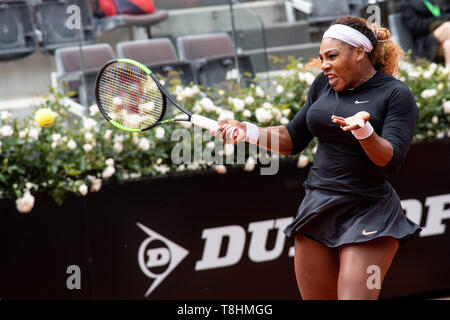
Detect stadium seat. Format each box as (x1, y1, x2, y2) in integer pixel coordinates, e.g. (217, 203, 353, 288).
(0, 1, 38, 61)
(116, 38, 196, 86)
(54, 43, 115, 107)
(33, 0, 96, 54)
(97, 10, 169, 39)
(388, 13, 414, 54)
(308, 0, 350, 23)
(176, 32, 254, 87)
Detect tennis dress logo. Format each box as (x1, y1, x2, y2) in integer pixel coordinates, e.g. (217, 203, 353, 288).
(137, 222, 189, 297)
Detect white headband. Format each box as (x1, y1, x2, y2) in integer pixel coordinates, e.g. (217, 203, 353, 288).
(323, 24, 374, 52)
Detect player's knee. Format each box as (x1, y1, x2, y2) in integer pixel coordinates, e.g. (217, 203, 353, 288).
(443, 39, 450, 51)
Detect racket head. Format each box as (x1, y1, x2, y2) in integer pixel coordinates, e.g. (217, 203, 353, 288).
(95, 59, 167, 132)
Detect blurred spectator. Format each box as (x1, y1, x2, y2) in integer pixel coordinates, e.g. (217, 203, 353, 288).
(401, 0, 450, 66)
(92, 0, 156, 17)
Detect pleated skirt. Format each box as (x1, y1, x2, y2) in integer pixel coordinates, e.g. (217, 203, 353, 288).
(283, 186, 421, 248)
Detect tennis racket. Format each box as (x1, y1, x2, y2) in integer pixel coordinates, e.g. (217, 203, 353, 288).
(94, 58, 238, 139)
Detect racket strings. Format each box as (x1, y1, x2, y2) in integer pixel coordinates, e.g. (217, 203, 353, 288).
(98, 62, 164, 129)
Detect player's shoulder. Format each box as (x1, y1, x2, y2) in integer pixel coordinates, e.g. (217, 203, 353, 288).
(377, 71, 415, 100)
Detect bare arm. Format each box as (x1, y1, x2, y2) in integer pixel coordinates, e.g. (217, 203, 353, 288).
(216, 120, 294, 155)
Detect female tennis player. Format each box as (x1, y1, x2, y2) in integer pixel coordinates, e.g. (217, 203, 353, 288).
(216, 16, 421, 300)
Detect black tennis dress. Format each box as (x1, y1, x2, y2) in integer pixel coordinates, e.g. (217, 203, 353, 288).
(283, 70, 421, 247)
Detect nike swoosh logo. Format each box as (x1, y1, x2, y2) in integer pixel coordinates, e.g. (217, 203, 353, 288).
(362, 230, 378, 236)
(355, 100, 370, 104)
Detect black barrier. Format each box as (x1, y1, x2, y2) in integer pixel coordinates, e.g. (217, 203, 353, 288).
(0, 139, 449, 300)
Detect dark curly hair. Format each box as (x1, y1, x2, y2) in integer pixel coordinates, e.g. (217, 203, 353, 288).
(306, 16, 404, 76)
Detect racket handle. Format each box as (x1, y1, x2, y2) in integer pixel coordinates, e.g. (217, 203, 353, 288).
(191, 114, 238, 140)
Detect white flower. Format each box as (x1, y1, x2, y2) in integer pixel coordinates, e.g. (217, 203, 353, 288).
(262, 102, 272, 109)
(409, 71, 420, 78)
(78, 184, 88, 196)
(25, 182, 38, 191)
(89, 104, 99, 116)
(28, 128, 39, 140)
(155, 127, 165, 139)
(282, 109, 291, 116)
(214, 164, 227, 174)
(444, 101, 450, 114)
(255, 86, 265, 97)
(244, 96, 255, 105)
(15, 191, 35, 214)
(113, 142, 123, 153)
(102, 165, 115, 179)
(154, 164, 170, 174)
(1, 111, 11, 120)
(114, 135, 124, 143)
(218, 110, 234, 122)
(431, 115, 439, 125)
(132, 134, 139, 145)
(138, 137, 151, 151)
(276, 85, 285, 94)
(187, 163, 200, 171)
(51, 133, 61, 142)
(421, 89, 437, 99)
(255, 108, 272, 123)
(83, 118, 97, 131)
(244, 157, 256, 172)
(104, 129, 112, 140)
(242, 109, 252, 118)
(84, 132, 94, 142)
(67, 140, 77, 149)
(83, 144, 93, 152)
(423, 70, 432, 79)
(183, 86, 199, 97)
(297, 155, 309, 168)
(272, 108, 282, 121)
(90, 178, 102, 192)
(280, 117, 289, 125)
(19, 129, 28, 138)
(1, 125, 13, 136)
(177, 164, 186, 172)
(199, 97, 216, 112)
(105, 158, 114, 167)
(231, 98, 245, 112)
(429, 63, 438, 72)
(156, 158, 163, 165)
(287, 92, 295, 99)
(206, 141, 215, 149)
(192, 103, 203, 114)
(51, 142, 58, 149)
(299, 72, 315, 85)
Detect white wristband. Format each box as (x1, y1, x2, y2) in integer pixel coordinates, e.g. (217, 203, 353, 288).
(351, 121, 374, 140)
(244, 121, 259, 144)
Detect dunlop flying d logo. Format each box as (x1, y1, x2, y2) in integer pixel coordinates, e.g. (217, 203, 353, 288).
(137, 222, 189, 297)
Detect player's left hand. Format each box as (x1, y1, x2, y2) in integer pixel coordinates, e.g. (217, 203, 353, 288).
(332, 111, 371, 131)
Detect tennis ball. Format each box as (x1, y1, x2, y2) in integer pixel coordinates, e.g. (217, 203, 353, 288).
(34, 108, 54, 127)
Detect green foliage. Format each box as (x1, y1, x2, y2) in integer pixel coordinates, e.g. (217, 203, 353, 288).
(0, 59, 448, 213)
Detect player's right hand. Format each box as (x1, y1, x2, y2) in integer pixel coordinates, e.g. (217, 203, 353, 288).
(216, 119, 246, 144)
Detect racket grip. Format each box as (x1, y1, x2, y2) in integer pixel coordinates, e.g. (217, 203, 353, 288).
(191, 114, 239, 140)
(191, 114, 218, 132)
